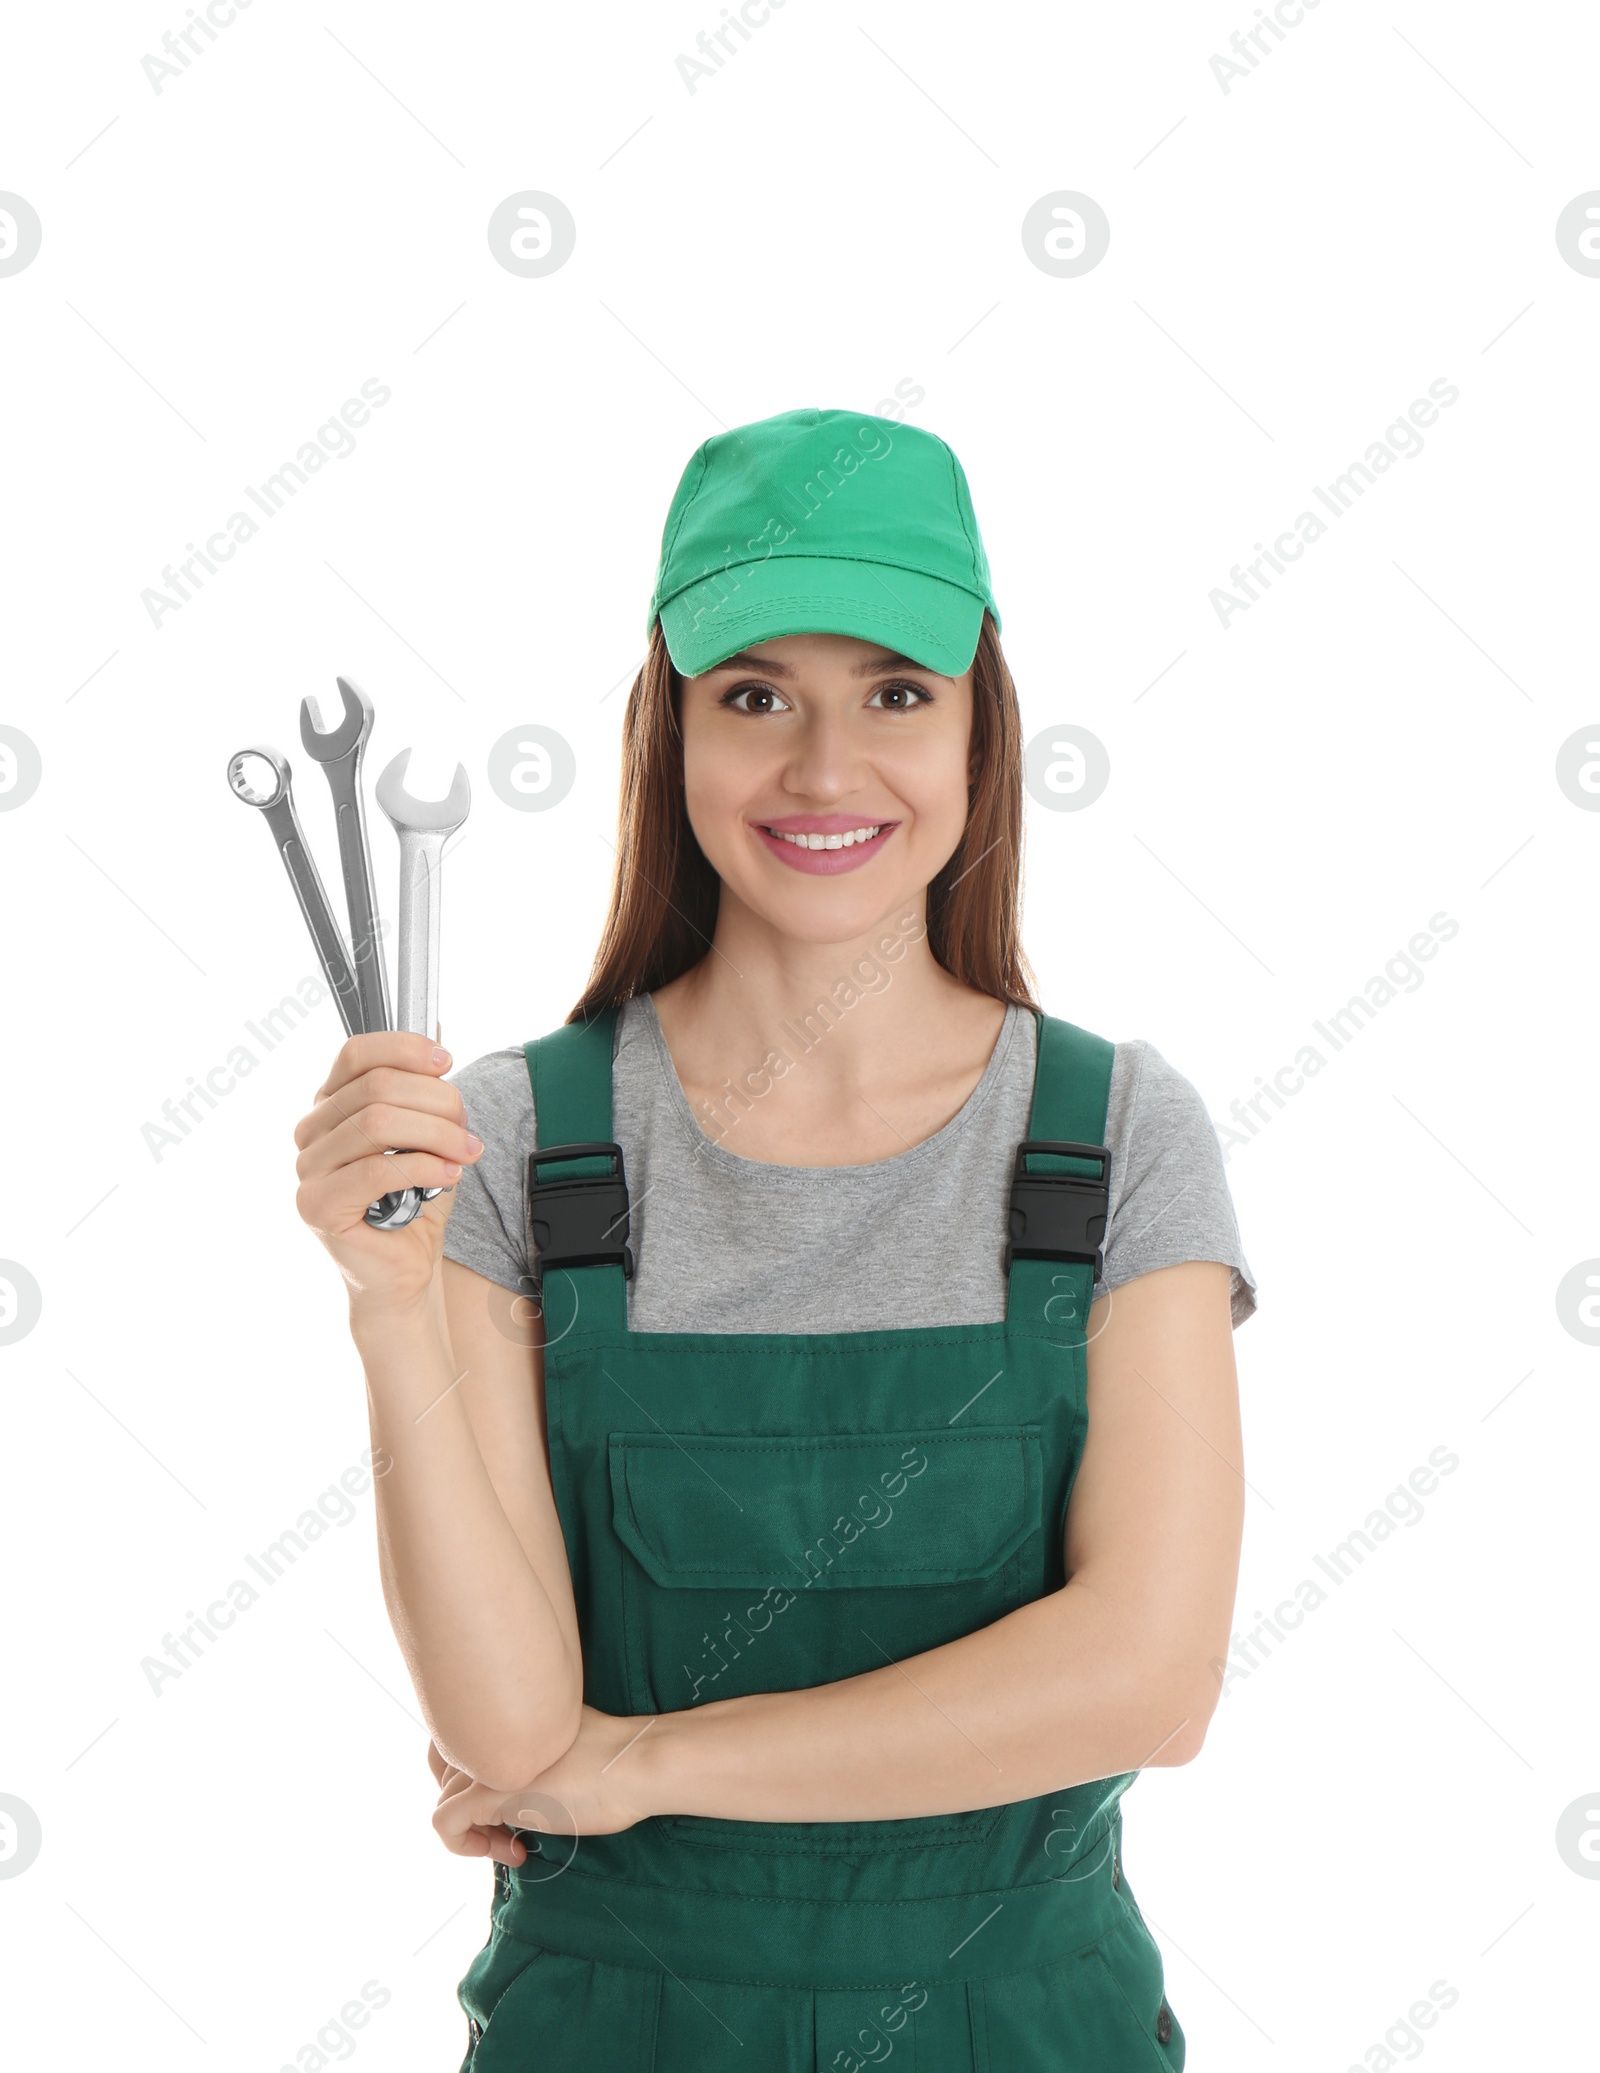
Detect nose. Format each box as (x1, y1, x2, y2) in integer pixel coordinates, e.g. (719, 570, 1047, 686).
(777, 704, 865, 802)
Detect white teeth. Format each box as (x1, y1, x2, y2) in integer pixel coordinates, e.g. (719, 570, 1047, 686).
(770, 824, 883, 850)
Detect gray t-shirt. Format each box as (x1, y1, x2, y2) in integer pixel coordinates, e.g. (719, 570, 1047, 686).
(441, 994, 1257, 1334)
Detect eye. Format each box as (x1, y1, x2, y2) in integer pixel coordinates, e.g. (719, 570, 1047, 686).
(714, 677, 934, 714)
(868, 679, 935, 711)
(716, 681, 792, 715)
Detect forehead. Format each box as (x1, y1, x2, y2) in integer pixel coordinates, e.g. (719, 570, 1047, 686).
(695, 635, 937, 681)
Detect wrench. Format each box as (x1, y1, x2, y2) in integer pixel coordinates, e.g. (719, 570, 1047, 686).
(376, 748, 471, 1039)
(368, 749, 472, 1229)
(298, 676, 391, 1039)
(226, 747, 364, 1038)
(293, 675, 415, 1227)
(226, 742, 430, 1232)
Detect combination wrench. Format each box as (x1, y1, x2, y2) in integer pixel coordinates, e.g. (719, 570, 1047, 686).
(364, 750, 471, 1229)
(375, 748, 471, 1045)
(298, 676, 391, 1039)
(297, 674, 423, 1228)
(225, 748, 365, 1038)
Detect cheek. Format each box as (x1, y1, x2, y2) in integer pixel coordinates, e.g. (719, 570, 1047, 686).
(881, 730, 971, 831)
(683, 723, 731, 789)
(680, 721, 761, 859)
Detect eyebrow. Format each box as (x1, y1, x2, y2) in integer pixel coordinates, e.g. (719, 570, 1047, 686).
(704, 649, 935, 679)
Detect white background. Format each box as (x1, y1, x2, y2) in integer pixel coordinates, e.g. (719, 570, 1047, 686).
(1, 1, 1595, 2067)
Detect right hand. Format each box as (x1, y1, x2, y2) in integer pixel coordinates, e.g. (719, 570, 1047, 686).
(425, 1739, 531, 1866)
(293, 1031, 484, 1311)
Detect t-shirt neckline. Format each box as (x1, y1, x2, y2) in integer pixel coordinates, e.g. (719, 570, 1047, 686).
(627, 989, 1024, 1184)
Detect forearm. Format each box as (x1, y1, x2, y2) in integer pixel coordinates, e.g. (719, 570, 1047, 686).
(353, 1291, 581, 1788)
(636, 1583, 1204, 1825)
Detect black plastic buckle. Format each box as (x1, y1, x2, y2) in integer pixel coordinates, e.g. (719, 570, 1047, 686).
(526, 1140, 634, 1289)
(1003, 1138, 1110, 1277)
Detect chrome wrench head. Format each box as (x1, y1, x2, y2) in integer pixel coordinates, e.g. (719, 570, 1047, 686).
(226, 744, 363, 1038)
(297, 675, 390, 1036)
(226, 744, 292, 810)
(298, 674, 372, 763)
(228, 740, 431, 1231)
(374, 747, 472, 839)
(367, 749, 471, 1228)
(375, 747, 471, 1039)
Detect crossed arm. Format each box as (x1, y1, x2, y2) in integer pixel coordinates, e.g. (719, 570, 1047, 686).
(359, 1255, 1244, 1853)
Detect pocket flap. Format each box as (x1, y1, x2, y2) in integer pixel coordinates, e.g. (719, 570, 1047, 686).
(608, 1427, 1042, 1591)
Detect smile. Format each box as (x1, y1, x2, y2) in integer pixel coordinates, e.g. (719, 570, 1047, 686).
(770, 823, 882, 850)
(751, 818, 898, 876)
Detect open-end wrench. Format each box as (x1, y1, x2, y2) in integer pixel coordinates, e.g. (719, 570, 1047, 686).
(367, 749, 472, 1230)
(298, 676, 391, 1039)
(376, 749, 471, 1039)
(226, 747, 364, 1038)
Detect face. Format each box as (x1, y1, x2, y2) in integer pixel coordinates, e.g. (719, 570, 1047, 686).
(678, 631, 975, 944)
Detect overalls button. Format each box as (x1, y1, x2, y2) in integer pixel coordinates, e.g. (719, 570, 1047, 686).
(1156, 2000, 1173, 2045)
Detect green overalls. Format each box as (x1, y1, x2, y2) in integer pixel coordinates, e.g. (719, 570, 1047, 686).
(456, 1005, 1185, 2071)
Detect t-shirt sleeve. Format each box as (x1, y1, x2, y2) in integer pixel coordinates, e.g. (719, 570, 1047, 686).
(439, 1046, 539, 1298)
(1099, 1039, 1258, 1328)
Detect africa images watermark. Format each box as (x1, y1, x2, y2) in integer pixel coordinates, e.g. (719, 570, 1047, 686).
(681, 1441, 930, 1703)
(675, 0, 792, 93)
(1209, 377, 1459, 629)
(1209, 1443, 1459, 1696)
(140, 377, 391, 630)
(274, 1980, 394, 2073)
(828, 1983, 931, 2073)
(139, 954, 378, 1161)
(686, 907, 930, 1148)
(140, 1447, 393, 1697)
(1215, 908, 1459, 1161)
(1345, 1978, 1461, 2072)
(1210, 0, 1327, 94)
(669, 400, 919, 658)
(141, 0, 257, 93)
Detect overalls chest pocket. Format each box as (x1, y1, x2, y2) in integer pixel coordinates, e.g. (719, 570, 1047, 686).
(608, 1424, 1045, 1852)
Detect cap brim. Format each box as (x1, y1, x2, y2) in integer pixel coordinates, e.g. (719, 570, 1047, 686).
(657, 555, 986, 678)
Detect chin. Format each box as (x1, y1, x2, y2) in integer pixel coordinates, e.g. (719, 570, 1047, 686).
(741, 878, 920, 943)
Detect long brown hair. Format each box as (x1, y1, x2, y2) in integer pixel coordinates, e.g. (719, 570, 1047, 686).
(567, 610, 1040, 1023)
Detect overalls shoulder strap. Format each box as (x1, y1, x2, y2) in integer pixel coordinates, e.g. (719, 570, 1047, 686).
(524, 1005, 618, 1145)
(521, 1000, 1117, 1338)
(1026, 1009, 1115, 1144)
(522, 1005, 628, 1338)
(1005, 1009, 1116, 1333)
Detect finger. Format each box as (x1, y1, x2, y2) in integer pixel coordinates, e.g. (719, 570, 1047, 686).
(295, 1059, 470, 1158)
(310, 1031, 455, 1110)
(296, 1151, 467, 1237)
(487, 1827, 528, 1867)
(296, 1096, 480, 1186)
(433, 1797, 489, 1850)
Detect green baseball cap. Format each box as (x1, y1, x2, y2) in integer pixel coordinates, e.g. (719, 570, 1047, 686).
(646, 406, 1001, 678)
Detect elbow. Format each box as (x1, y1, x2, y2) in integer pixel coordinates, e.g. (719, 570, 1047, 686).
(451, 1720, 580, 1794)
(470, 1751, 565, 1796)
(1141, 1667, 1222, 1768)
(439, 1691, 585, 1794)
(491, 1702, 586, 1793)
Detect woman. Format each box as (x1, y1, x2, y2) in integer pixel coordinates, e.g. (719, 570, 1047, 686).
(295, 406, 1255, 2070)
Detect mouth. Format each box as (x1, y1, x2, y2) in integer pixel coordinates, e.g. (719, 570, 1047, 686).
(750, 817, 899, 876)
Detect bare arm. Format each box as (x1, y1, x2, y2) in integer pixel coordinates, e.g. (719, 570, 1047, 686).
(356, 1267, 582, 1790)
(614, 1258, 1244, 1823)
(295, 1032, 582, 1790)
